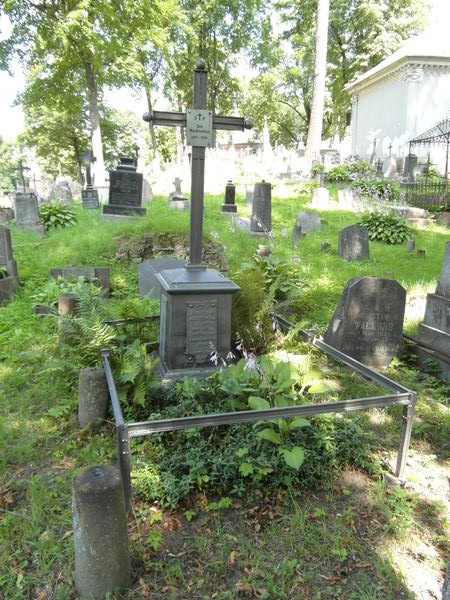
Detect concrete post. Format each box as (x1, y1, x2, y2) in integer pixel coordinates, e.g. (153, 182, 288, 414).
(78, 367, 109, 428)
(73, 464, 131, 598)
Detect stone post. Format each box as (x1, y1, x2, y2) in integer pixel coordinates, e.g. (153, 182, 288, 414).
(73, 464, 131, 598)
(78, 367, 109, 428)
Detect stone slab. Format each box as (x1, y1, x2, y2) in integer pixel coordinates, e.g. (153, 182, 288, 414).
(138, 257, 186, 299)
(323, 276, 406, 367)
(338, 224, 369, 261)
(417, 323, 450, 357)
(422, 293, 450, 333)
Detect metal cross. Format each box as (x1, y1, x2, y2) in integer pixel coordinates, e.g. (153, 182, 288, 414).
(143, 59, 252, 267)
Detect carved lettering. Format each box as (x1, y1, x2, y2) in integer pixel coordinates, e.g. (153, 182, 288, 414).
(186, 300, 217, 362)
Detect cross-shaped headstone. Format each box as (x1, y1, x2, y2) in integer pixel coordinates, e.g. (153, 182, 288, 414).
(13, 160, 31, 190)
(80, 149, 96, 188)
(143, 59, 252, 267)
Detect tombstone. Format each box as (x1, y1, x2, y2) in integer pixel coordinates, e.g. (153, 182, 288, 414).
(245, 188, 254, 207)
(102, 157, 145, 217)
(310, 186, 329, 208)
(323, 277, 406, 367)
(417, 242, 450, 381)
(292, 211, 322, 241)
(168, 177, 189, 210)
(49, 178, 73, 204)
(0, 207, 14, 223)
(221, 180, 237, 213)
(50, 266, 111, 297)
(142, 59, 251, 378)
(13, 192, 45, 234)
(337, 187, 354, 209)
(142, 178, 153, 203)
(80, 149, 100, 209)
(138, 257, 185, 299)
(0, 225, 19, 303)
(250, 181, 272, 234)
(403, 154, 417, 180)
(338, 224, 369, 260)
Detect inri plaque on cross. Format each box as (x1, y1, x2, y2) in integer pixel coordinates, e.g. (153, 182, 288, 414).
(143, 58, 252, 267)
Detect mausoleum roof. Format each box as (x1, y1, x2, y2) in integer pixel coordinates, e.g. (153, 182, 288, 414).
(345, 25, 450, 93)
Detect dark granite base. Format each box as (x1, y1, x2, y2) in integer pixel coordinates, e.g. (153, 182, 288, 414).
(102, 205, 146, 216)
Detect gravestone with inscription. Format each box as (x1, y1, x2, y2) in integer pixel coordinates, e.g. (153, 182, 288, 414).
(143, 59, 251, 378)
(417, 241, 450, 381)
(102, 157, 145, 217)
(0, 224, 19, 303)
(338, 224, 369, 260)
(323, 277, 406, 367)
(14, 192, 45, 234)
(250, 181, 272, 234)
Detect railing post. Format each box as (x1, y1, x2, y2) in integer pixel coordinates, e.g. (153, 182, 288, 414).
(395, 392, 417, 479)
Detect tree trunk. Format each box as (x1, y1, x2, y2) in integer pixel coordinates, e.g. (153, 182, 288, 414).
(145, 87, 158, 159)
(85, 61, 106, 187)
(304, 0, 330, 172)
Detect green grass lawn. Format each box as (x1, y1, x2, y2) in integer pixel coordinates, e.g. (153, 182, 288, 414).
(0, 191, 449, 599)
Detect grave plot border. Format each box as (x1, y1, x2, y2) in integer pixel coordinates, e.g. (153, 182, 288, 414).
(101, 313, 416, 511)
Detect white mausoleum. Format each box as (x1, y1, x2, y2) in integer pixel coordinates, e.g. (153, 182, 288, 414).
(345, 25, 450, 172)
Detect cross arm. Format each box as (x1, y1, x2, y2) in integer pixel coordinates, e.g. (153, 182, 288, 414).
(213, 115, 253, 132)
(143, 110, 186, 127)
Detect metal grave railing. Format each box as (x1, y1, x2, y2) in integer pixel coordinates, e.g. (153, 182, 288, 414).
(101, 314, 416, 511)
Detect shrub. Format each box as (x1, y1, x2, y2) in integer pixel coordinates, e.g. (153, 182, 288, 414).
(39, 202, 77, 231)
(352, 178, 400, 202)
(326, 164, 351, 182)
(358, 211, 410, 244)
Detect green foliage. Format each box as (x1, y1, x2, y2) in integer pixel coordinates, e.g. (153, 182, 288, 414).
(310, 162, 324, 176)
(326, 161, 374, 182)
(358, 211, 410, 244)
(352, 178, 401, 202)
(0, 265, 8, 279)
(39, 202, 77, 231)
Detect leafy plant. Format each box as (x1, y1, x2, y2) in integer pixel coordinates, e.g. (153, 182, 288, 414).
(311, 162, 324, 176)
(358, 211, 410, 244)
(0, 265, 7, 278)
(352, 177, 400, 202)
(39, 202, 77, 231)
(326, 164, 352, 182)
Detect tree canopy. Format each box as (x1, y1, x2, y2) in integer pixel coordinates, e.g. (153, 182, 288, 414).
(0, 0, 429, 178)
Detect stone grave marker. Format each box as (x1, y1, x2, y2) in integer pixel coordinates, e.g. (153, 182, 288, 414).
(310, 186, 329, 208)
(168, 177, 189, 210)
(323, 276, 406, 367)
(138, 257, 185, 299)
(0, 224, 19, 303)
(338, 224, 369, 260)
(142, 59, 252, 378)
(417, 241, 450, 380)
(50, 267, 111, 297)
(81, 149, 99, 209)
(102, 157, 145, 217)
(292, 211, 321, 241)
(221, 180, 237, 213)
(49, 178, 73, 204)
(250, 181, 272, 234)
(14, 192, 45, 234)
(337, 187, 354, 209)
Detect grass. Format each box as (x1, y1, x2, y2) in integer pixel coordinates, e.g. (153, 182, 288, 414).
(0, 188, 449, 598)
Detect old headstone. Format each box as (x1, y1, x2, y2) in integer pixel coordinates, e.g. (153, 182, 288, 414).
(102, 157, 145, 217)
(49, 178, 73, 204)
(403, 154, 418, 180)
(50, 266, 111, 297)
(80, 149, 100, 209)
(337, 187, 354, 209)
(417, 242, 450, 381)
(338, 224, 369, 260)
(0, 207, 14, 223)
(0, 224, 19, 303)
(292, 211, 321, 241)
(250, 180, 272, 234)
(310, 186, 329, 208)
(142, 59, 251, 378)
(138, 257, 185, 299)
(168, 177, 189, 210)
(323, 277, 406, 367)
(221, 180, 237, 213)
(13, 192, 45, 234)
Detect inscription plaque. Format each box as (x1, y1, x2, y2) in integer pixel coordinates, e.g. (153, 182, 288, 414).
(186, 109, 213, 147)
(186, 300, 217, 361)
